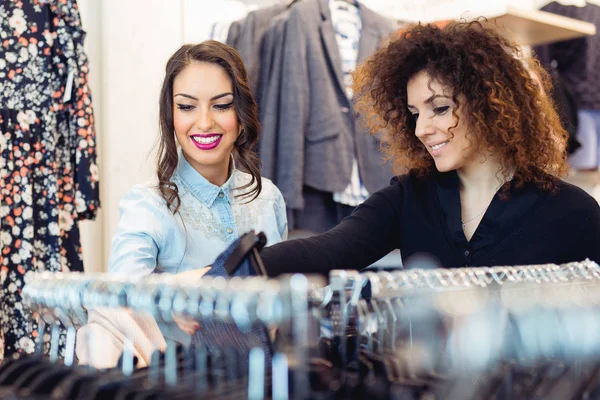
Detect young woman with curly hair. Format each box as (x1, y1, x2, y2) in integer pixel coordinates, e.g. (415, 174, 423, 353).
(258, 20, 600, 276)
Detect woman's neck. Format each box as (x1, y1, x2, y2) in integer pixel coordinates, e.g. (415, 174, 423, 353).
(456, 156, 510, 196)
(184, 153, 232, 187)
(200, 166, 230, 187)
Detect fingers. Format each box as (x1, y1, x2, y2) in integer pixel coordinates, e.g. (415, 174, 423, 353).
(173, 315, 200, 335)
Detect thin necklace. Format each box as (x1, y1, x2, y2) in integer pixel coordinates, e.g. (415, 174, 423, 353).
(461, 206, 489, 231)
(460, 170, 515, 231)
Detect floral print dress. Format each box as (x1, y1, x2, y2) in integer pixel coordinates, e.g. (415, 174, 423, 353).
(0, 0, 99, 358)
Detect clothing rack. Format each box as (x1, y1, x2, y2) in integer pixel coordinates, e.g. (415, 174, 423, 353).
(363, 258, 600, 294)
(357, 260, 600, 350)
(13, 260, 600, 399)
(351, 260, 600, 399)
(19, 272, 325, 399)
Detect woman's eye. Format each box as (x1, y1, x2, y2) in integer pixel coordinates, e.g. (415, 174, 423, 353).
(214, 102, 234, 111)
(434, 106, 450, 115)
(410, 113, 419, 120)
(176, 104, 194, 112)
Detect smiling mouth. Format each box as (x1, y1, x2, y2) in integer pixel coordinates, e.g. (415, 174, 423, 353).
(431, 141, 449, 150)
(192, 135, 222, 145)
(190, 134, 223, 150)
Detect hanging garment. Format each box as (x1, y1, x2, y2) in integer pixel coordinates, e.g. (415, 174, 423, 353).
(225, 3, 287, 95)
(534, 2, 600, 111)
(258, 0, 396, 217)
(534, 2, 600, 167)
(329, 0, 371, 207)
(0, 0, 99, 357)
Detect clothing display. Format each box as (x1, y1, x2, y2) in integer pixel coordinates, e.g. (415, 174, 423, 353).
(226, 3, 287, 94)
(2, 1, 600, 398)
(183, 0, 251, 44)
(329, 0, 370, 207)
(569, 110, 600, 168)
(0, 0, 99, 358)
(228, 0, 397, 232)
(260, 171, 600, 276)
(535, 2, 600, 112)
(13, 260, 600, 399)
(534, 1, 600, 168)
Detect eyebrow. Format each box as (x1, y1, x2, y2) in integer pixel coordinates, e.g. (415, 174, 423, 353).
(173, 92, 234, 101)
(407, 94, 451, 108)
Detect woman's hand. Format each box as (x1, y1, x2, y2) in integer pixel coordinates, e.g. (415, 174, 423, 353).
(171, 266, 210, 334)
(172, 314, 200, 335)
(174, 266, 211, 282)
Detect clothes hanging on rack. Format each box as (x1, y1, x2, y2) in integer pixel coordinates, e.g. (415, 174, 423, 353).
(534, 1, 600, 169)
(225, 3, 287, 95)
(15, 260, 600, 399)
(185, 0, 251, 44)
(0, 0, 99, 358)
(269, 0, 396, 229)
(228, 0, 397, 233)
(329, 0, 371, 208)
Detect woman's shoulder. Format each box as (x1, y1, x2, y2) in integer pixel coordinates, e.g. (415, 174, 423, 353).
(551, 179, 600, 214)
(385, 171, 435, 194)
(258, 176, 284, 200)
(121, 180, 169, 211)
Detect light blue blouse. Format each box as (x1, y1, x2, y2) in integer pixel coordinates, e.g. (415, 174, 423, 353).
(108, 154, 288, 278)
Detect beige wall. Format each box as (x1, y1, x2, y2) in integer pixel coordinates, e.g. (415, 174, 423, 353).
(78, 0, 184, 272)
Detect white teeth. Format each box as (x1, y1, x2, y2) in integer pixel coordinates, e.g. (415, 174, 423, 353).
(432, 141, 448, 150)
(192, 135, 220, 145)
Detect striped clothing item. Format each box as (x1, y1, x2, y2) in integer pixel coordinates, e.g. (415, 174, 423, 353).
(330, 0, 370, 207)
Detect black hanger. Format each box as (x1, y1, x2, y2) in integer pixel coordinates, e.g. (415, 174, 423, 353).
(51, 368, 99, 400)
(224, 231, 268, 276)
(0, 355, 46, 387)
(11, 359, 66, 391)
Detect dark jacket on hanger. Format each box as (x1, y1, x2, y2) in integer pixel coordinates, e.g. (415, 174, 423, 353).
(226, 4, 287, 94)
(260, 0, 397, 211)
(257, 10, 291, 179)
(260, 171, 600, 276)
(534, 1, 600, 111)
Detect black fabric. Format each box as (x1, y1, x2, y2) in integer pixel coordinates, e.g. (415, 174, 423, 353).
(435, 172, 541, 267)
(261, 171, 600, 276)
(549, 67, 581, 154)
(534, 2, 600, 111)
(289, 185, 355, 233)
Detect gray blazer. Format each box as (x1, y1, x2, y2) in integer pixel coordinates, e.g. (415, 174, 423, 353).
(226, 4, 286, 95)
(260, 0, 396, 210)
(257, 11, 291, 181)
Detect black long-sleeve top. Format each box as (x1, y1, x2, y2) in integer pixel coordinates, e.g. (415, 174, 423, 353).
(261, 171, 600, 276)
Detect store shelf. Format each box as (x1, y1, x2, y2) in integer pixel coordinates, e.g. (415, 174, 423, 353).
(485, 7, 596, 46)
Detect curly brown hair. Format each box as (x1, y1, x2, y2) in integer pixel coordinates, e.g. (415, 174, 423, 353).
(352, 20, 569, 191)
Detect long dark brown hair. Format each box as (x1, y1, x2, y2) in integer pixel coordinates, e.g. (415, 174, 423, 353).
(157, 41, 262, 213)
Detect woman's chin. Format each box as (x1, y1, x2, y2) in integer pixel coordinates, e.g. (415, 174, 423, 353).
(434, 161, 455, 173)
